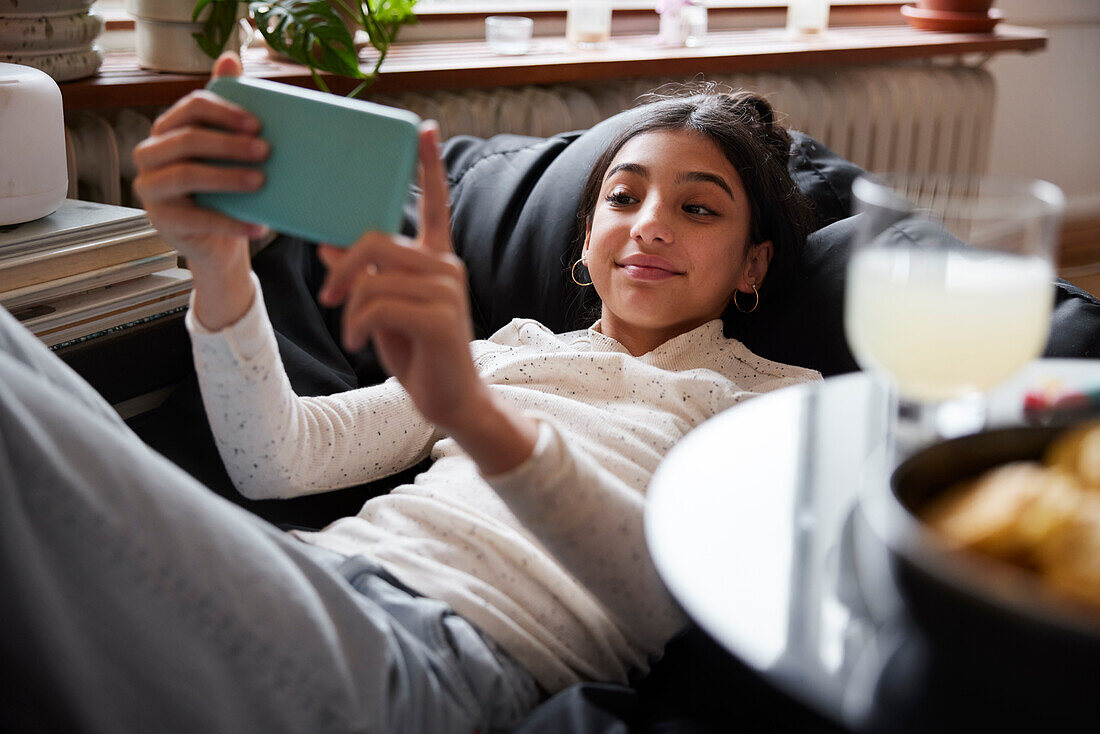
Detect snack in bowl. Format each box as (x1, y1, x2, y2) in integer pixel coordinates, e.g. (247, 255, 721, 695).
(921, 421, 1100, 611)
(1045, 421, 1100, 488)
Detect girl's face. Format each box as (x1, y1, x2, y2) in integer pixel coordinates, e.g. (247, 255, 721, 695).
(583, 129, 772, 355)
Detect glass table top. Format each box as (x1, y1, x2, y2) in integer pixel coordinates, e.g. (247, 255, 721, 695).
(646, 360, 1100, 732)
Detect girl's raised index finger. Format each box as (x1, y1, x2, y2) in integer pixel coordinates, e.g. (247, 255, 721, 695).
(416, 121, 453, 254)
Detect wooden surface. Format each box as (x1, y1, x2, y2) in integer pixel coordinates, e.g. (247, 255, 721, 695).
(62, 24, 1046, 110)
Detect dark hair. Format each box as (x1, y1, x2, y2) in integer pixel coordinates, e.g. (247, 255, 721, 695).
(575, 85, 817, 315)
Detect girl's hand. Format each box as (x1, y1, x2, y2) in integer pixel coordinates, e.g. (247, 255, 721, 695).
(132, 51, 267, 330)
(317, 124, 538, 472)
(317, 123, 478, 429)
(131, 52, 269, 274)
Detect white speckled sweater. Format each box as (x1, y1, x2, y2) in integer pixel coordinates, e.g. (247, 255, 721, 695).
(186, 277, 821, 693)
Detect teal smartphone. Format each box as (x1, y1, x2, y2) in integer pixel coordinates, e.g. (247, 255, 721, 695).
(194, 76, 421, 247)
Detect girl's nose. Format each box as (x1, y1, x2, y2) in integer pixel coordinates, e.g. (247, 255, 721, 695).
(630, 200, 675, 245)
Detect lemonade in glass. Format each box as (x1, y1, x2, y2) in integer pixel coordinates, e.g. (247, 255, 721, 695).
(845, 174, 1065, 439)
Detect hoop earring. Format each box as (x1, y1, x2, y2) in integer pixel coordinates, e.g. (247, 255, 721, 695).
(733, 283, 759, 313)
(571, 258, 592, 287)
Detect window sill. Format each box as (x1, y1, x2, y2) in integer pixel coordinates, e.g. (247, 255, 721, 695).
(64, 23, 1046, 110)
(100, 2, 907, 32)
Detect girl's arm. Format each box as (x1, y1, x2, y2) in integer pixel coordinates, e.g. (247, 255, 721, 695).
(189, 277, 437, 499)
(133, 52, 515, 498)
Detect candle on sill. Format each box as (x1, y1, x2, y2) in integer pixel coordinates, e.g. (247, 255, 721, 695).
(566, 0, 613, 49)
(787, 0, 830, 37)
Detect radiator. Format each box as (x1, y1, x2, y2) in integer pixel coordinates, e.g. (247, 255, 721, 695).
(65, 63, 994, 209)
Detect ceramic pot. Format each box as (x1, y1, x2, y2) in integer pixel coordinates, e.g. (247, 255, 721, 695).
(127, 0, 247, 74)
(0, 44, 102, 80)
(126, 0, 225, 23)
(0, 0, 104, 80)
(0, 10, 103, 52)
(0, 0, 93, 16)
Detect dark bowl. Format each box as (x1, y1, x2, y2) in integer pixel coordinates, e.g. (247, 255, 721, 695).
(863, 424, 1100, 709)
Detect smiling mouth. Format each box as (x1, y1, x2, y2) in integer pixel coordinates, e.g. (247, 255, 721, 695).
(618, 265, 683, 283)
(616, 256, 684, 281)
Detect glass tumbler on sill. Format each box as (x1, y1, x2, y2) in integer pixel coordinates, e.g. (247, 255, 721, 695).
(486, 16, 533, 56)
(566, 0, 612, 49)
(843, 174, 1065, 445)
(787, 0, 830, 37)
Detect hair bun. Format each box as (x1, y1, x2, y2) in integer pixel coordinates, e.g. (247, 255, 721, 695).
(724, 91, 793, 166)
(728, 92, 774, 127)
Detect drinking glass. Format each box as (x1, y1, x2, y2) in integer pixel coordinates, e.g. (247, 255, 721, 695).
(844, 174, 1065, 443)
(485, 16, 533, 56)
(786, 0, 830, 36)
(566, 0, 612, 49)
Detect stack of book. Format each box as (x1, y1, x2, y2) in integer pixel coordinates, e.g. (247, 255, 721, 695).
(0, 199, 192, 349)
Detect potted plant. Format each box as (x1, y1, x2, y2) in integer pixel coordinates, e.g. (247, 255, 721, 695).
(193, 0, 418, 95)
(128, 0, 248, 74)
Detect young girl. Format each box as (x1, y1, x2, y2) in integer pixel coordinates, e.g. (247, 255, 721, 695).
(1, 53, 819, 733)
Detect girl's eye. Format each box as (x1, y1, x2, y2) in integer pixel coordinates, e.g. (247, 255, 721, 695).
(684, 203, 716, 216)
(605, 191, 637, 207)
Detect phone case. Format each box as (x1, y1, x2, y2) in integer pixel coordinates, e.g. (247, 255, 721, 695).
(195, 76, 421, 247)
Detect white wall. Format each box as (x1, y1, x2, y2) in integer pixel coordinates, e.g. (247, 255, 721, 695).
(987, 0, 1100, 220)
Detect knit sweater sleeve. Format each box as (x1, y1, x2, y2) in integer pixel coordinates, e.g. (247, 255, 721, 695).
(186, 274, 437, 500)
(484, 418, 688, 659)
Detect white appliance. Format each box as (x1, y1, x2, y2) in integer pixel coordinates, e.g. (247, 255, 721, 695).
(0, 62, 68, 225)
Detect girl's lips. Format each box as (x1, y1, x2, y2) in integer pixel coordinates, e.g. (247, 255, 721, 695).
(619, 264, 681, 281)
(616, 254, 684, 282)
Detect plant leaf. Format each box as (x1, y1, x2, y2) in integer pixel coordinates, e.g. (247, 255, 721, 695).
(364, 0, 417, 52)
(192, 0, 245, 59)
(251, 0, 366, 79)
(374, 0, 417, 25)
(192, 0, 215, 22)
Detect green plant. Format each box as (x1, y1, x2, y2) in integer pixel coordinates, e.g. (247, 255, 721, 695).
(192, 0, 418, 97)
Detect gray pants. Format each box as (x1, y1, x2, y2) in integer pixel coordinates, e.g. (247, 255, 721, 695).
(0, 306, 540, 734)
